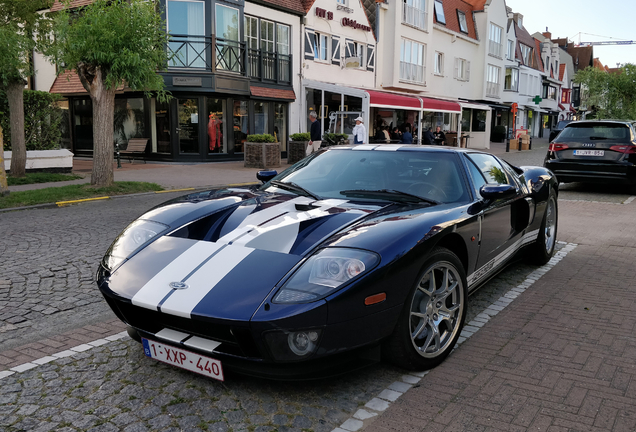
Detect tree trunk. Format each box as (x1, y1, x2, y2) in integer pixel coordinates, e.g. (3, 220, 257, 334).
(87, 67, 116, 187)
(7, 81, 26, 178)
(0, 126, 9, 197)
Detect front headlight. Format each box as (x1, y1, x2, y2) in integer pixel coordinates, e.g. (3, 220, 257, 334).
(102, 219, 169, 271)
(273, 248, 379, 304)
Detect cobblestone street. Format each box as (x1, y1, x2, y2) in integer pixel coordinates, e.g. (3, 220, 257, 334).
(2, 142, 636, 431)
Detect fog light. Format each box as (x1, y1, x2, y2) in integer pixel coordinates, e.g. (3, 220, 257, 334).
(263, 329, 322, 361)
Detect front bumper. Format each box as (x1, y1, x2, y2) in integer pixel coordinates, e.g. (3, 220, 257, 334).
(544, 160, 636, 185)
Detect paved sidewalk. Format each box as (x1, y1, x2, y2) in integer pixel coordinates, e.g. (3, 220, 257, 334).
(363, 198, 636, 431)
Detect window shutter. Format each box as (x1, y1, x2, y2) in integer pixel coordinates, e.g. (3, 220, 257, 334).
(331, 35, 341, 65)
(304, 29, 315, 60)
(366, 45, 375, 71)
(466, 61, 471, 81)
(345, 38, 355, 58)
(454, 58, 459, 79)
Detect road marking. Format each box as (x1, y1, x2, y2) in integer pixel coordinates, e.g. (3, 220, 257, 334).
(56, 196, 110, 206)
(155, 188, 195, 194)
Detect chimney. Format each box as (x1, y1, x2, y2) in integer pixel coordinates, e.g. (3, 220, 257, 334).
(542, 27, 551, 40)
(513, 13, 523, 28)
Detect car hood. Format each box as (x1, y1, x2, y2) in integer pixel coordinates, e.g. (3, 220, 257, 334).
(105, 192, 387, 321)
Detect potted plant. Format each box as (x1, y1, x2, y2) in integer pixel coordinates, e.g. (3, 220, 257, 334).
(244, 133, 280, 169)
(323, 132, 349, 145)
(288, 132, 310, 165)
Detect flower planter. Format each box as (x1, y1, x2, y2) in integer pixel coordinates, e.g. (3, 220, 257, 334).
(244, 142, 281, 169)
(3, 149, 74, 172)
(287, 141, 308, 165)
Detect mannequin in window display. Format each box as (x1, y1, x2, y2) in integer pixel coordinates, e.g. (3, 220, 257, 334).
(208, 113, 222, 152)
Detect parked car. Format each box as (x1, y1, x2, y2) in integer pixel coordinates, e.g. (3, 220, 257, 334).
(97, 145, 558, 380)
(549, 120, 574, 142)
(544, 120, 636, 186)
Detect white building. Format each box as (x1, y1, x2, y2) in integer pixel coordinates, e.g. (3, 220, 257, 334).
(533, 31, 564, 137)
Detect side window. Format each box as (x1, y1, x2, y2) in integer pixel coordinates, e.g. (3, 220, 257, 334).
(465, 156, 487, 195)
(466, 153, 510, 185)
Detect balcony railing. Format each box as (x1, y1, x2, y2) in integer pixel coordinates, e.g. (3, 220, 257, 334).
(247, 49, 292, 85)
(402, 4, 427, 31)
(486, 81, 500, 97)
(400, 61, 425, 84)
(168, 35, 213, 69)
(488, 40, 503, 58)
(167, 35, 291, 84)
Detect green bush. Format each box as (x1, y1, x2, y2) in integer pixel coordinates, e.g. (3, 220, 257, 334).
(246, 133, 276, 143)
(0, 90, 64, 151)
(290, 132, 310, 141)
(490, 125, 507, 142)
(323, 133, 349, 143)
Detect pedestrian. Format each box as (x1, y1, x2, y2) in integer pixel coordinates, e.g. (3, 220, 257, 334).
(308, 111, 321, 155)
(391, 127, 402, 142)
(401, 126, 413, 144)
(352, 116, 367, 144)
(433, 126, 446, 145)
(422, 127, 435, 145)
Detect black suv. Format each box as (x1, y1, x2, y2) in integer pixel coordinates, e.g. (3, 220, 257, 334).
(544, 120, 636, 185)
(548, 120, 573, 142)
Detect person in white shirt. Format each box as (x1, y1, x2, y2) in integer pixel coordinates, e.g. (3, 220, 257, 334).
(352, 116, 366, 144)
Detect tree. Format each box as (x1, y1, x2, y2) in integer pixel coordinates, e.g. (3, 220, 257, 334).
(574, 64, 636, 120)
(0, 125, 8, 196)
(0, 0, 51, 178)
(48, 0, 169, 187)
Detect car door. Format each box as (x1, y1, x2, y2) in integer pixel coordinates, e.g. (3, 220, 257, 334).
(464, 153, 527, 283)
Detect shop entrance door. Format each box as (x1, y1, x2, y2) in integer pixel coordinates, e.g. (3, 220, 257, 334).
(176, 98, 202, 157)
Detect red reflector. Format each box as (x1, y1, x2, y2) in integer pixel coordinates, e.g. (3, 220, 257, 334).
(609, 145, 636, 154)
(365, 293, 386, 305)
(549, 143, 568, 151)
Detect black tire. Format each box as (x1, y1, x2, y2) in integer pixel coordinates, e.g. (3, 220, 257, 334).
(383, 247, 467, 371)
(528, 189, 558, 265)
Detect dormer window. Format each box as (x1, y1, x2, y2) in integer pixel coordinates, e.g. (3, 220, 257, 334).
(434, 0, 445, 25)
(457, 11, 468, 33)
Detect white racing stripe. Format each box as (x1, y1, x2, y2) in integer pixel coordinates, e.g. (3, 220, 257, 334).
(467, 229, 540, 287)
(159, 244, 254, 318)
(131, 241, 223, 311)
(374, 145, 403, 151)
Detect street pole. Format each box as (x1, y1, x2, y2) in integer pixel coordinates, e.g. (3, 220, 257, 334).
(0, 126, 9, 196)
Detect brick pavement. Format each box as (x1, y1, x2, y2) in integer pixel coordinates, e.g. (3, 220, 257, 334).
(363, 198, 636, 431)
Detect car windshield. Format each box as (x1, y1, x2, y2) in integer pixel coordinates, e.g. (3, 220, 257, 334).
(558, 123, 632, 142)
(261, 149, 470, 204)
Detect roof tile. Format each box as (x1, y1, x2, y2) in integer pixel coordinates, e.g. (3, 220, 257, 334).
(435, 0, 478, 40)
(51, 0, 94, 12)
(49, 70, 88, 95)
(250, 86, 296, 100)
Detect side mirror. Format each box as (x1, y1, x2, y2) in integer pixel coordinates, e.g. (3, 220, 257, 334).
(479, 184, 516, 200)
(257, 170, 278, 184)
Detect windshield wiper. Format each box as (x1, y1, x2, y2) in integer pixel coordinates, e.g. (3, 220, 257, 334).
(340, 189, 439, 205)
(271, 180, 322, 200)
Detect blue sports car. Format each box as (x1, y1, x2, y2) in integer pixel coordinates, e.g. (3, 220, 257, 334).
(97, 145, 558, 380)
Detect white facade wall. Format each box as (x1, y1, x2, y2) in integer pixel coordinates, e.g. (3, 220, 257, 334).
(429, 26, 479, 100)
(244, 2, 303, 135)
(33, 51, 57, 92)
(472, 0, 508, 102)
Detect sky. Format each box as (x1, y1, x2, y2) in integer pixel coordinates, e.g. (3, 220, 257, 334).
(503, 0, 636, 68)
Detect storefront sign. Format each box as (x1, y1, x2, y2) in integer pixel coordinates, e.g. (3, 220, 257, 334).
(337, 4, 354, 13)
(341, 18, 371, 32)
(315, 7, 333, 20)
(173, 77, 202, 87)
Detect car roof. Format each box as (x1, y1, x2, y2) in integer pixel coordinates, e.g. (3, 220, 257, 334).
(326, 144, 486, 154)
(565, 119, 634, 126)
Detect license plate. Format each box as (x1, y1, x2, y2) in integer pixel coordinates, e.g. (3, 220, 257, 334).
(574, 150, 604, 156)
(142, 337, 224, 381)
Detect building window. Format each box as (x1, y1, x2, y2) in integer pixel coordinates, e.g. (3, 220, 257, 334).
(507, 40, 514, 60)
(400, 38, 425, 83)
(457, 11, 468, 33)
(167, 0, 206, 68)
(486, 64, 500, 97)
(337, 0, 347, 4)
(434, 0, 445, 25)
(504, 67, 518, 91)
(488, 23, 503, 58)
(454, 57, 469, 81)
(245, 16, 258, 50)
(434, 51, 443, 75)
(215, 5, 240, 72)
(543, 85, 557, 100)
(314, 32, 330, 62)
(245, 16, 291, 82)
(561, 89, 570, 104)
(403, 0, 427, 31)
(260, 20, 275, 52)
(355, 42, 366, 68)
(520, 44, 532, 65)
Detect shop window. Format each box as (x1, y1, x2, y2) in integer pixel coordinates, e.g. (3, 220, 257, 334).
(472, 110, 487, 132)
(115, 98, 145, 149)
(207, 98, 225, 154)
(254, 101, 270, 135)
(461, 108, 471, 132)
(152, 99, 170, 154)
(275, 103, 287, 151)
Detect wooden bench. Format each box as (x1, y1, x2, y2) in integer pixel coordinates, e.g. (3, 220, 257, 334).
(119, 138, 149, 163)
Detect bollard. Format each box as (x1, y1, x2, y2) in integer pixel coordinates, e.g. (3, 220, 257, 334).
(115, 143, 122, 169)
(506, 138, 510, 152)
